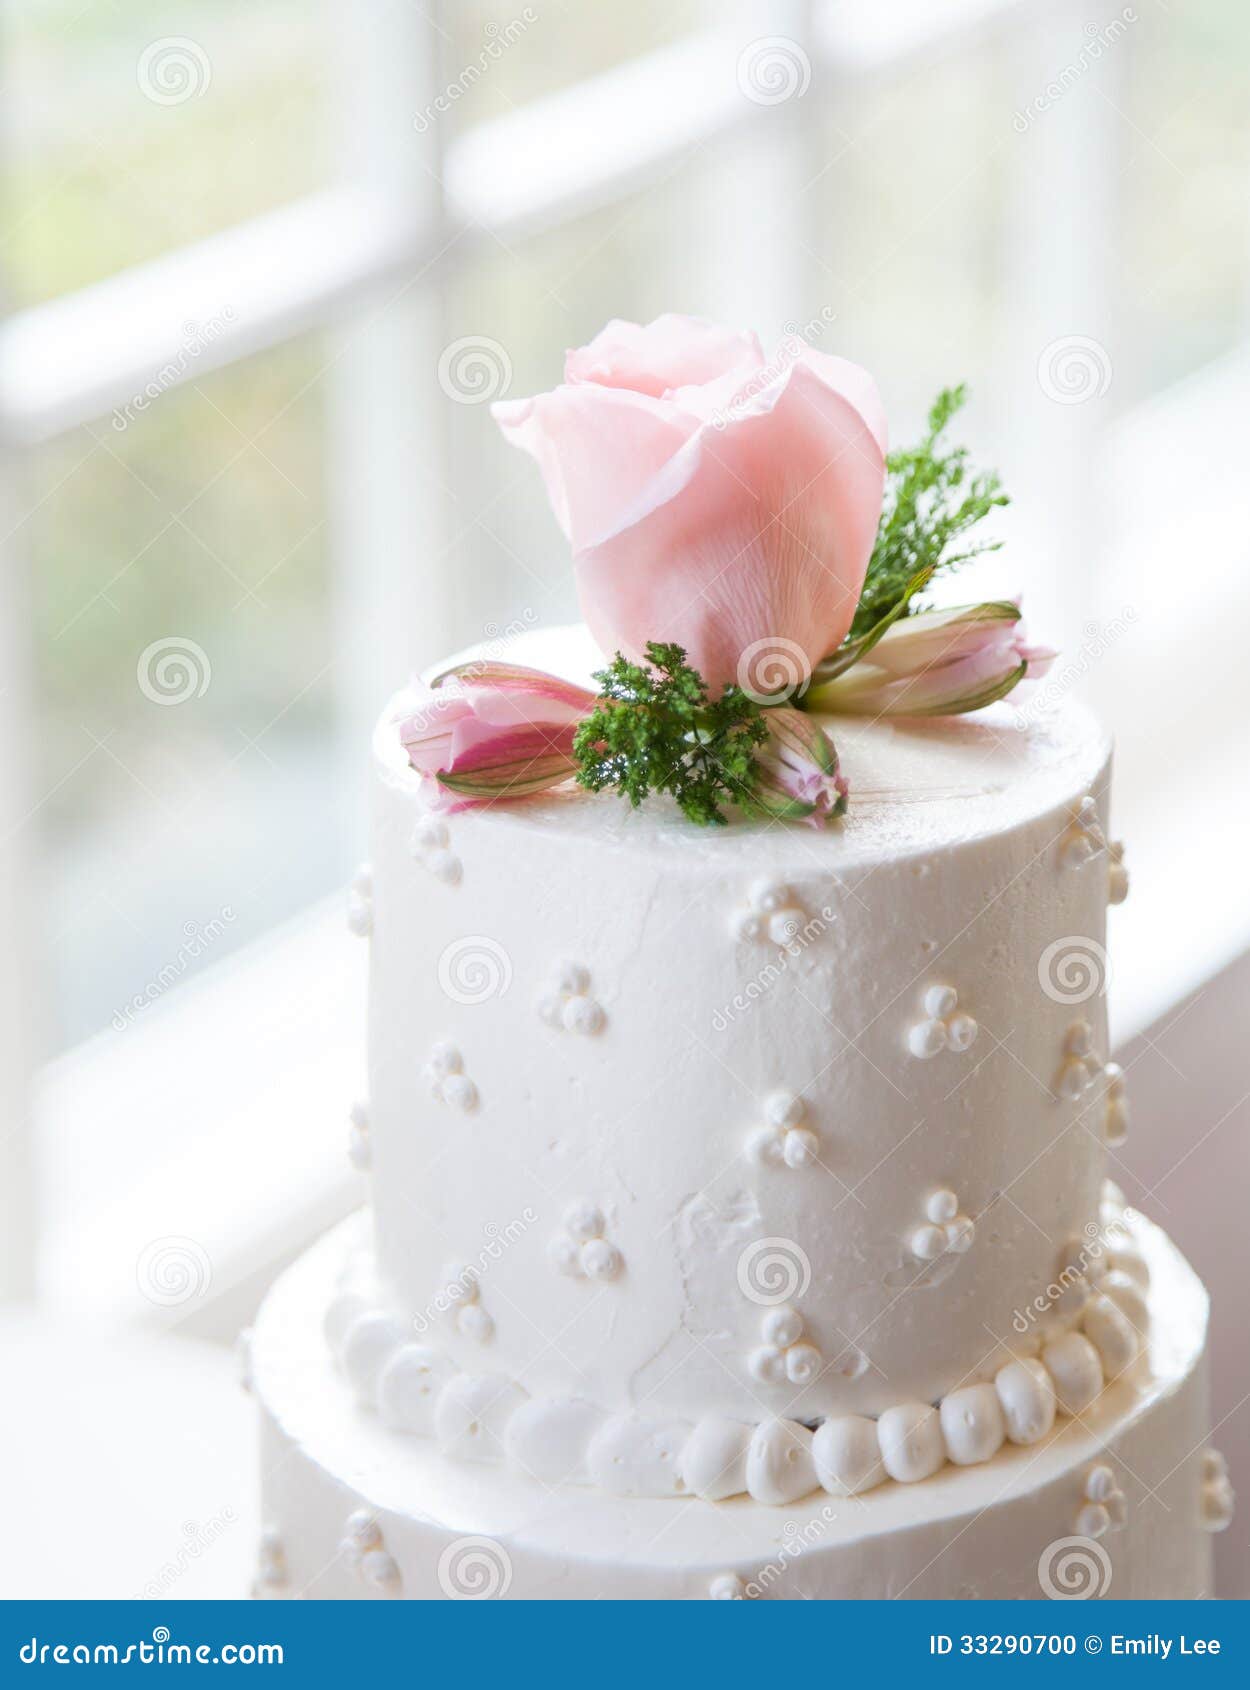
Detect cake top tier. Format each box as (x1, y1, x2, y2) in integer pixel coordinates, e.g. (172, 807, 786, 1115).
(377, 624, 1110, 874)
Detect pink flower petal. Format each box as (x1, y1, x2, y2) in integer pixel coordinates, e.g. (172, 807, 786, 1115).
(564, 314, 765, 396)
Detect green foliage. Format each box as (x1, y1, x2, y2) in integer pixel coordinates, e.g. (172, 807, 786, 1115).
(573, 643, 768, 827)
(850, 384, 1009, 639)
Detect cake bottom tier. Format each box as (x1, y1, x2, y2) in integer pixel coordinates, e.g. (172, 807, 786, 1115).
(250, 1213, 1220, 1600)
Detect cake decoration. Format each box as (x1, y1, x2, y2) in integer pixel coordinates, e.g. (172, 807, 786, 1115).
(549, 1200, 623, 1281)
(409, 815, 462, 886)
(250, 1530, 288, 1599)
(1060, 795, 1106, 867)
(748, 1304, 822, 1385)
(536, 962, 605, 1035)
(906, 984, 978, 1059)
(708, 1573, 749, 1600)
(1054, 1019, 1105, 1100)
(729, 880, 816, 946)
(746, 1089, 819, 1169)
(338, 1510, 400, 1595)
(1076, 1462, 1127, 1538)
(437, 1262, 495, 1343)
(908, 1187, 976, 1263)
(422, 1042, 478, 1113)
(1107, 839, 1130, 904)
(346, 1100, 370, 1171)
(346, 864, 373, 936)
(1103, 1063, 1129, 1146)
(1199, 1448, 1235, 1531)
(399, 322, 1053, 827)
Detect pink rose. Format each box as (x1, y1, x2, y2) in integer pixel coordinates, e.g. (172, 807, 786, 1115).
(493, 315, 887, 691)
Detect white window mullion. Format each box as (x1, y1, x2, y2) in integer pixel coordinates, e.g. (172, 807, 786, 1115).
(0, 459, 36, 1300)
(326, 0, 454, 839)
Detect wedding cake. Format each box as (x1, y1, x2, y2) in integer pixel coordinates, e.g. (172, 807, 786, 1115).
(247, 319, 1231, 1600)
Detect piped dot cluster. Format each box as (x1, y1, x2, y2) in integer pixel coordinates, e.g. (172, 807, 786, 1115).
(908, 1188, 975, 1262)
(549, 1200, 623, 1281)
(746, 1090, 819, 1169)
(730, 879, 811, 948)
(250, 1530, 287, 1599)
(409, 815, 462, 887)
(1075, 1462, 1127, 1539)
(346, 864, 373, 937)
(439, 1261, 495, 1342)
(338, 1509, 400, 1595)
(1054, 1019, 1105, 1101)
(537, 961, 605, 1035)
(1200, 1449, 1235, 1532)
(907, 984, 978, 1060)
(748, 1303, 822, 1385)
(422, 1042, 478, 1113)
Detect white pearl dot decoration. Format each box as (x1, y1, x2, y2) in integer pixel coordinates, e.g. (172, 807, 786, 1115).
(346, 863, 373, 937)
(908, 1188, 976, 1262)
(747, 1303, 822, 1385)
(338, 1509, 401, 1594)
(1103, 1062, 1129, 1147)
(346, 1099, 370, 1171)
(549, 1199, 623, 1281)
(252, 1529, 288, 1596)
(422, 1043, 478, 1112)
(709, 1572, 748, 1600)
(1076, 1461, 1127, 1537)
(409, 815, 462, 886)
(1200, 1448, 1235, 1532)
(537, 960, 606, 1035)
(438, 1260, 495, 1344)
(1055, 1019, 1107, 1102)
(746, 1089, 819, 1169)
(729, 879, 823, 949)
(1060, 794, 1107, 869)
(1107, 839, 1130, 905)
(907, 984, 978, 1059)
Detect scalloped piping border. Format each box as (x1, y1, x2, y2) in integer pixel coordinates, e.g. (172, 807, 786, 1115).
(322, 1235, 1151, 1507)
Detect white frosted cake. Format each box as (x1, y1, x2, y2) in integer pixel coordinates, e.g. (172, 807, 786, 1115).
(248, 625, 1232, 1601)
(249, 316, 1232, 1598)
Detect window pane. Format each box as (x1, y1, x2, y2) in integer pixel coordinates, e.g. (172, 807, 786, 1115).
(8, 0, 329, 305)
(28, 338, 336, 1048)
(436, 1, 692, 135)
